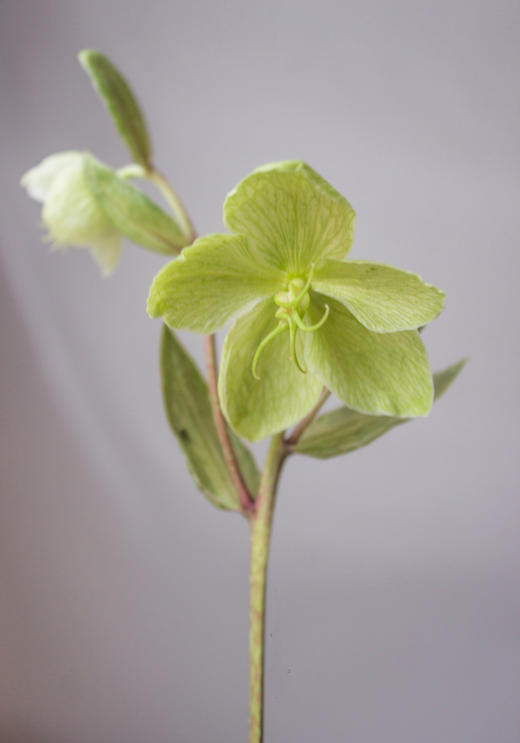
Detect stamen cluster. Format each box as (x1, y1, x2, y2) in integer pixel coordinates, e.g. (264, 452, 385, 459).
(252, 266, 330, 379)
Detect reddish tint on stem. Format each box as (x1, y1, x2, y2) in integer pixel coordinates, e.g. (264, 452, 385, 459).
(204, 333, 255, 514)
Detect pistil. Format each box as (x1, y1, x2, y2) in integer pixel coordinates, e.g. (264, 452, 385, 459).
(251, 266, 329, 379)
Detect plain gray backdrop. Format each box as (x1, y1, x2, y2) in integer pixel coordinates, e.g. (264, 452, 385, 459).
(1, 1, 519, 741)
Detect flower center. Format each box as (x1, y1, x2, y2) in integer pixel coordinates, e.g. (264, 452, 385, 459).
(252, 266, 330, 379)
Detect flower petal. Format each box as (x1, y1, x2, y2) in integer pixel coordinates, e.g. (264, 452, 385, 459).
(218, 298, 323, 441)
(21, 152, 83, 203)
(224, 161, 355, 274)
(84, 155, 187, 254)
(89, 235, 122, 277)
(147, 233, 284, 333)
(313, 260, 445, 332)
(305, 294, 433, 417)
(41, 156, 116, 245)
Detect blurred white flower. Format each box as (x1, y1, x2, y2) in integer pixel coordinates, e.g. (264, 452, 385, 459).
(21, 151, 121, 277)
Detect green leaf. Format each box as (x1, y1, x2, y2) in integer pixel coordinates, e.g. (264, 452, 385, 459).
(79, 49, 152, 169)
(313, 259, 445, 332)
(293, 358, 467, 458)
(431, 357, 468, 399)
(147, 233, 284, 332)
(161, 326, 260, 509)
(83, 155, 187, 254)
(218, 298, 323, 441)
(305, 294, 433, 418)
(224, 161, 356, 274)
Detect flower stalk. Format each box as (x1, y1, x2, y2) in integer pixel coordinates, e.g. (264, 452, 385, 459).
(154, 172, 273, 732)
(249, 432, 288, 743)
(146, 168, 256, 515)
(285, 387, 331, 446)
(148, 168, 196, 244)
(205, 333, 255, 513)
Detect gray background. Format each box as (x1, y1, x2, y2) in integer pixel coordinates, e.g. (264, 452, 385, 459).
(1, 1, 518, 741)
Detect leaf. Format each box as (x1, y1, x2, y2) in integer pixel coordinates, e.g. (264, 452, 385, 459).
(161, 326, 260, 509)
(84, 155, 187, 254)
(431, 358, 468, 399)
(79, 49, 152, 169)
(292, 358, 467, 458)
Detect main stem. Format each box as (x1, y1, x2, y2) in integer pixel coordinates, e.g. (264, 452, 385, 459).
(249, 433, 288, 743)
(144, 167, 294, 739)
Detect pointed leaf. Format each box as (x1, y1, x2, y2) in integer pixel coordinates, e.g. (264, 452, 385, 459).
(293, 358, 467, 458)
(161, 326, 259, 509)
(431, 357, 468, 399)
(79, 50, 152, 169)
(84, 155, 187, 254)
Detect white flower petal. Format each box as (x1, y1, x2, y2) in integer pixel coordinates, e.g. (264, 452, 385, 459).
(41, 158, 115, 245)
(89, 236, 122, 277)
(21, 151, 83, 203)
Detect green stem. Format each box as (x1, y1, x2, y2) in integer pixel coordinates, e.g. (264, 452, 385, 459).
(284, 387, 330, 446)
(116, 163, 146, 180)
(148, 168, 196, 243)
(249, 433, 288, 743)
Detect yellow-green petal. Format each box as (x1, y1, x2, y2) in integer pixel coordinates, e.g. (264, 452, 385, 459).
(218, 298, 323, 441)
(224, 161, 356, 274)
(313, 259, 445, 332)
(293, 358, 467, 459)
(147, 233, 284, 333)
(306, 294, 433, 417)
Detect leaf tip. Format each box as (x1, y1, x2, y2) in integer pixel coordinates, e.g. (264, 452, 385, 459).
(77, 48, 102, 72)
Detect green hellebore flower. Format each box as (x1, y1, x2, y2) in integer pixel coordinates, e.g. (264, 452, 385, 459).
(148, 161, 445, 441)
(21, 151, 122, 276)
